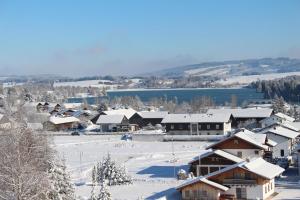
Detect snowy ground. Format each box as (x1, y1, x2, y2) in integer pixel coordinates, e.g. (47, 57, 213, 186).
(53, 135, 300, 200)
(53, 135, 210, 200)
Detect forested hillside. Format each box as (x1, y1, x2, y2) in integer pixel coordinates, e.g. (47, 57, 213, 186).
(250, 75, 300, 102)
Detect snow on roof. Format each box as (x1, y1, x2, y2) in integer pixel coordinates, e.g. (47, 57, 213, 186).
(207, 129, 268, 150)
(266, 138, 277, 147)
(204, 158, 284, 180)
(207, 108, 273, 118)
(189, 149, 244, 164)
(138, 111, 168, 119)
(96, 115, 126, 124)
(275, 112, 295, 122)
(244, 158, 285, 179)
(49, 116, 80, 125)
(176, 177, 229, 191)
(259, 126, 299, 139)
(63, 103, 83, 109)
(103, 108, 136, 119)
(161, 113, 232, 124)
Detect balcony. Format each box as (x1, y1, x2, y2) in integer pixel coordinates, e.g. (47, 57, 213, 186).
(223, 178, 256, 185)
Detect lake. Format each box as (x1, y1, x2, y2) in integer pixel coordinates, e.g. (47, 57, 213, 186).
(68, 88, 264, 106)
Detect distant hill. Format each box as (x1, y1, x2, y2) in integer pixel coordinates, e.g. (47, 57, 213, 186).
(145, 57, 300, 78)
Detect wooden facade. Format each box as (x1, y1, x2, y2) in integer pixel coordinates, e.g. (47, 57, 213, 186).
(210, 136, 264, 150)
(180, 182, 224, 200)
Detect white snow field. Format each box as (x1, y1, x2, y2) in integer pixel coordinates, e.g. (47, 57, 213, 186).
(53, 135, 300, 200)
(53, 135, 210, 200)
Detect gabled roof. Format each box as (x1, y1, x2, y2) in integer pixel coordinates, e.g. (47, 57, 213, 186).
(207, 108, 273, 118)
(274, 113, 295, 122)
(49, 116, 80, 125)
(259, 126, 299, 139)
(176, 177, 229, 191)
(161, 113, 232, 124)
(189, 149, 244, 164)
(206, 129, 268, 150)
(96, 114, 127, 124)
(243, 158, 285, 179)
(138, 111, 168, 119)
(103, 108, 136, 119)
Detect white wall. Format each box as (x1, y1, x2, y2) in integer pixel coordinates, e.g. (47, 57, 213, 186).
(223, 149, 264, 159)
(267, 133, 291, 158)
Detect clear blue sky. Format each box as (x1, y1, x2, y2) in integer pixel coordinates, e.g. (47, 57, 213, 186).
(0, 0, 300, 76)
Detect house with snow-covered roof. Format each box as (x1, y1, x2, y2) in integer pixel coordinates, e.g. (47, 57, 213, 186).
(161, 113, 232, 135)
(177, 158, 284, 200)
(44, 116, 80, 131)
(96, 114, 129, 132)
(207, 108, 273, 128)
(206, 129, 275, 160)
(256, 125, 299, 158)
(260, 112, 295, 129)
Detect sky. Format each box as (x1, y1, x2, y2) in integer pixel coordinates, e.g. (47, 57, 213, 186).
(0, 0, 300, 77)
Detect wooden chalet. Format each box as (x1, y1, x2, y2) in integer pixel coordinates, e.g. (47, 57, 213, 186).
(44, 116, 80, 131)
(177, 158, 284, 200)
(206, 129, 275, 160)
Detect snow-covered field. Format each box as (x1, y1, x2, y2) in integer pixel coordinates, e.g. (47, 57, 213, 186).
(54, 80, 119, 89)
(53, 135, 210, 199)
(217, 72, 300, 85)
(53, 135, 300, 200)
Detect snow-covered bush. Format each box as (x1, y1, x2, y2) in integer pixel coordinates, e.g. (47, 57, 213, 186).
(177, 169, 187, 180)
(97, 181, 112, 200)
(94, 154, 132, 186)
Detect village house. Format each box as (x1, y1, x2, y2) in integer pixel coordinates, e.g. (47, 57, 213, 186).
(257, 125, 299, 158)
(130, 111, 169, 128)
(161, 113, 233, 135)
(96, 114, 130, 132)
(207, 108, 273, 128)
(44, 116, 80, 131)
(206, 129, 275, 160)
(177, 158, 284, 200)
(260, 112, 295, 128)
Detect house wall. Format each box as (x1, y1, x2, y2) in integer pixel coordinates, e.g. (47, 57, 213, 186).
(223, 149, 264, 159)
(166, 122, 229, 135)
(180, 182, 221, 200)
(261, 116, 282, 128)
(266, 133, 291, 158)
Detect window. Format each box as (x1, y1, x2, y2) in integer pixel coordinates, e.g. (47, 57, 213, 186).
(192, 190, 197, 198)
(281, 149, 284, 157)
(265, 186, 267, 194)
(255, 150, 259, 155)
(237, 151, 243, 158)
(216, 124, 220, 129)
(198, 124, 202, 130)
(271, 181, 273, 190)
(207, 132, 210, 135)
(178, 124, 183, 130)
(234, 139, 239, 144)
(184, 190, 190, 198)
(170, 124, 174, 130)
(207, 124, 210, 129)
(268, 184, 270, 192)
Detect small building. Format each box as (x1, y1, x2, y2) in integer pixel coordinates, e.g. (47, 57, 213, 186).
(131, 111, 169, 128)
(257, 125, 299, 158)
(161, 113, 232, 135)
(260, 112, 295, 128)
(206, 129, 272, 160)
(96, 114, 129, 132)
(207, 108, 273, 128)
(177, 158, 284, 200)
(44, 116, 80, 131)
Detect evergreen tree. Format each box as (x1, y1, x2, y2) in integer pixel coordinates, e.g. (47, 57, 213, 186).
(97, 181, 111, 200)
(96, 154, 132, 186)
(48, 158, 75, 200)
